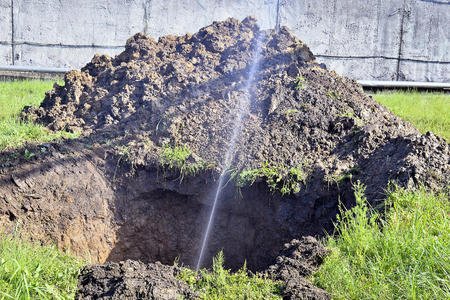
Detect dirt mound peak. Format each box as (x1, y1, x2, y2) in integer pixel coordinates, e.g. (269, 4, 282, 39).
(23, 16, 313, 134)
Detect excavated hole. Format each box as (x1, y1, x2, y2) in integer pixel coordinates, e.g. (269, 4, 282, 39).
(105, 171, 350, 271)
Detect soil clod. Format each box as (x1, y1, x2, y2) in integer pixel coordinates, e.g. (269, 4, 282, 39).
(76, 260, 197, 300)
(267, 236, 330, 299)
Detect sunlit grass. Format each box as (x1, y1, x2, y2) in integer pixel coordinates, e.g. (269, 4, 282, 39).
(0, 234, 85, 300)
(0, 80, 78, 150)
(313, 183, 450, 299)
(373, 90, 450, 142)
(178, 252, 283, 299)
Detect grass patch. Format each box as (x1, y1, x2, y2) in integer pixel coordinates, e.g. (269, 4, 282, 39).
(327, 91, 341, 99)
(0, 234, 85, 299)
(178, 251, 283, 299)
(294, 74, 307, 90)
(323, 167, 360, 188)
(283, 109, 299, 115)
(373, 90, 450, 142)
(236, 163, 283, 192)
(313, 182, 450, 299)
(160, 144, 213, 181)
(0, 80, 78, 150)
(236, 162, 307, 195)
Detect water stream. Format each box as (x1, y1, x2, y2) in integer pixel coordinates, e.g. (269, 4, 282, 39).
(196, 32, 265, 270)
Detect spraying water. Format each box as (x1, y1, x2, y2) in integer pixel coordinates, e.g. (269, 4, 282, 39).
(196, 32, 265, 270)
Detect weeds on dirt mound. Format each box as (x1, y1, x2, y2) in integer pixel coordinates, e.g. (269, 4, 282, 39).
(236, 162, 307, 195)
(0, 234, 85, 299)
(178, 251, 283, 299)
(160, 144, 213, 181)
(313, 182, 450, 299)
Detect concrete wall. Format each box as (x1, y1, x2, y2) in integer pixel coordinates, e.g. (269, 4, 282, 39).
(0, 0, 448, 82)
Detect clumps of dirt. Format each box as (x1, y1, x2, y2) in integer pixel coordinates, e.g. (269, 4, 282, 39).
(75, 237, 329, 300)
(267, 236, 330, 299)
(76, 260, 197, 299)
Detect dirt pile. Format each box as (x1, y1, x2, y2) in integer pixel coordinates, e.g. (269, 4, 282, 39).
(267, 236, 330, 299)
(22, 17, 448, 199)
(76, 236, 329, 299)
(76, 260, 197, 299)
(0, 15, 448, 296)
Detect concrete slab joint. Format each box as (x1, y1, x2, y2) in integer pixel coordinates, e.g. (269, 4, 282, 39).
(396, 0, 407, 80)
(11, 0, 14, 65)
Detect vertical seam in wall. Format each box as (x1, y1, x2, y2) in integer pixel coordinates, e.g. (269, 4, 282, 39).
(11, 0, 14, 65)
(327, 0, 338, 55)
(372, 0, 382, 78)
(143, 0, 150, 35)
(396, 0, 407, 81)
(275, 0, 280, 30)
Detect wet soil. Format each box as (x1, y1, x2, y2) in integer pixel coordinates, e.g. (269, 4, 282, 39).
(0, 16, 448, 298)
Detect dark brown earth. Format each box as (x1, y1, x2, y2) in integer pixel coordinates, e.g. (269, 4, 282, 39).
(76, 236, 329, 299)
(76, 260, 198, 299)
(266, 237, 330, 299)
(0, 16, 448, 298)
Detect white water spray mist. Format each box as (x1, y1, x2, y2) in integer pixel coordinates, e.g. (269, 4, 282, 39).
(196, 31, 265, 270)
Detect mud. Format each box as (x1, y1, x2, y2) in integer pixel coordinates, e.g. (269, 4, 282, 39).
(0, 16, 448, 297)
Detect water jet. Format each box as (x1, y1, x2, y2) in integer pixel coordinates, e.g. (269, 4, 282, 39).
(196, 32, 266, 270)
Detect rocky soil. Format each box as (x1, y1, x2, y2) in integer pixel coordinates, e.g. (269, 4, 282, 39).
(0, 16, 448, 298)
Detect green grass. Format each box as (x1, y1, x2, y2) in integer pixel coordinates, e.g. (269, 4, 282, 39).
(178, 252, 283, 299)
(0, 234, 85, 299)
(294, 74, 307, 90)
(373, 90, 450, 142)
(313, 182, 450, 299)
(159, 144, 213, 181)
(236, 162, 307, 195)
(0, 80, 78, 150)
(236, 163, 283, 192)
